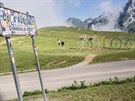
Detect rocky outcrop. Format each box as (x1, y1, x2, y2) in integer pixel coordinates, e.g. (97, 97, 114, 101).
(118, 0, 135, 32)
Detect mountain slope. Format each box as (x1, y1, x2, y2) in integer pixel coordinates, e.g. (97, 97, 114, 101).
(67, 17, 88, 29)
(118, 0, 135, 32)
(67, 0, 135, 32)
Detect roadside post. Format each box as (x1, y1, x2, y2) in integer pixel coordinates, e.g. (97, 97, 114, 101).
(5, 37, 23, 101)
(0, 3, 47, 101)
(31, 36, 47, 101)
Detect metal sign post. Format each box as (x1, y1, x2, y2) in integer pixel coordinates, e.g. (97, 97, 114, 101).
(5, 37, 23, 101)
(0, 3, 48, 101)
(31, 36, 48, 101)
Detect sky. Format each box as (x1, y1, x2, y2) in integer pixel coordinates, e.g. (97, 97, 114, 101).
(0, 0, 128, 28)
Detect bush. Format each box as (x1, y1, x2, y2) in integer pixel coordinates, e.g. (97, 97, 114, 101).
(23, 90, 41, 97)
(23, 76, 135, 95)
(58, 80, 88, 91)
(58, 76, 135, 92)
(80, 80, 87, 89)
(23, 89, 49, 97)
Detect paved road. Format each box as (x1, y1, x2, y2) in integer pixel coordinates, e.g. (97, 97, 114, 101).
(0, 60, 135, 100)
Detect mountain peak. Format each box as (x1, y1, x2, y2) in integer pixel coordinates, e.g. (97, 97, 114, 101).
(66, 0, 135, 32)
(84, 17, 93, 24)
(118, 0, 135, 32)
(67, 17, 88, 29)
(67, 17, 82, 22)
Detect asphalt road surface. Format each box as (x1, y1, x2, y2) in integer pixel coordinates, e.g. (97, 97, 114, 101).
(0, 60, 135, 100)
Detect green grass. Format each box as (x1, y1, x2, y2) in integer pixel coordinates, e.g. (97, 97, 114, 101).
(0, 26, 135, 73)
(53, 83, 135, 101)
(91, 50, 135, 64)
(49, 83, 135, 101)
(10, 81, 135, 101)
(0, 37, 4, 43)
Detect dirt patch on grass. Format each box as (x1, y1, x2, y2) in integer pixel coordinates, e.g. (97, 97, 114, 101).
(79, 54, 96, 64)
(55, 56, 72, 65)
(47, 60, 57, 66)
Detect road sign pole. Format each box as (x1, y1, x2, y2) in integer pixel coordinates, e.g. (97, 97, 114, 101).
(5, 37, 23, 101)
(31, 36, 48, 101)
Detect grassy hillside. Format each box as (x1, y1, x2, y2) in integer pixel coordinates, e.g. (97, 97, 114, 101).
(0, 27, 135, 73)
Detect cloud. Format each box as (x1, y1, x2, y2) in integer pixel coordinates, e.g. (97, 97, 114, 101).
(1, 0, 67, 28)
(94, 0, 123, 31)
(99, 0, 122, 14)
(68, 0, 81, 7)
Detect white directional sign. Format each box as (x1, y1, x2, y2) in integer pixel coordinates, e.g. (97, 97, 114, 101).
(0, 3, 47, 101)
(0, 7, 37, 37)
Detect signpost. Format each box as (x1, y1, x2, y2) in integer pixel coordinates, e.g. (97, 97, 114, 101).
(0, 6, 37, 36)
(0, 3, 47, 101)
